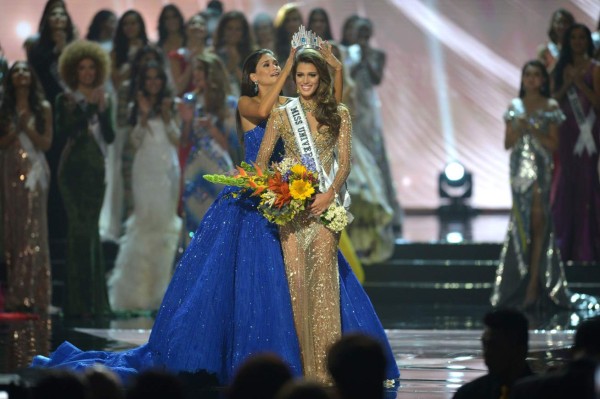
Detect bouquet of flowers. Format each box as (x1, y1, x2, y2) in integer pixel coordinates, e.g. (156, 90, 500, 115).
(204, 156, 349, 232)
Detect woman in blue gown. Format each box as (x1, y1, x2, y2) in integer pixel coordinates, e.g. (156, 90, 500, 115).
(32, 48, 399, 384)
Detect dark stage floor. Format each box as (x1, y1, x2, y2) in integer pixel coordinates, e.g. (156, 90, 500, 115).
(1, 213, 599, 399)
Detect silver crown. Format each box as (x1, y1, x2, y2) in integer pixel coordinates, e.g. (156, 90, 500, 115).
(291, 25, 322, 50)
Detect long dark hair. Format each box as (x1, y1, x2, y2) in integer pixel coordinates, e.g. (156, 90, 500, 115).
(127, 45, 166, 102)
(547, 8, 575, 44)
(37, 2, 76, 47)
(213, 11, 255, 61)
(0, 61, 46, 135)
(114, 10, 149, 68)
(308, 8, 333, 41)
(86, 9, 116, 42)
(129, 61, 171, 126)
(340, 14, 360, 46)
(236, 49, 277, 141)
(157, 4, 186, 47)
(519, 60, 550, 98)
(292, 48, 340, 135)
(274, 6, 303, 60)
(553, 24, 594, 91)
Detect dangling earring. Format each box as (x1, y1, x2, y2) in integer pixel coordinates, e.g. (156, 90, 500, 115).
(254, 80, 258, 94)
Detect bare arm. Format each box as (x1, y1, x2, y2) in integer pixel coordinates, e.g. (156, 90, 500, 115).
(504, 118, 521, 150)
(330, 106, 352, 194)
(255, 109, 283, 170)
(574, 63, 600, 110)
(530, 100, 560, 152)
(238, 49, 296, 122)
(170, 54, 193, 96)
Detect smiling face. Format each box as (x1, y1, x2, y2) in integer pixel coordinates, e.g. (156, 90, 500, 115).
(77, 58, 97, 88)
(11, 61, 32, 88)
(295, 62, 319, 99)
(250, 53, 281, 88)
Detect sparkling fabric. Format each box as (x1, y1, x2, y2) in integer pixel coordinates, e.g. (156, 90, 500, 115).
(344, 44, 403, 229)
(108, 117, 182, 311)
(56, 93, 115, 317)
(32, 120, 399, 384)
(1, 128, 51, 313)
(181, 91, 234, 242)
(257, 105, 349, 381)
(491, 103, 598, 310)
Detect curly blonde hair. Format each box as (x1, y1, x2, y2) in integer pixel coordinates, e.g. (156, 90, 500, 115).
(58, 40, 110, 90)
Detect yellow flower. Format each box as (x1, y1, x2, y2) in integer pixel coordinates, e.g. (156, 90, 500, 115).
(291, 164, 307, 176)
(289, 179, 315, 200)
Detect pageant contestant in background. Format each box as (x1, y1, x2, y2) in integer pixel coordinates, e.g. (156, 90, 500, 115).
(110, 10, 148, 91)
(179, 53, 234, 242)
(56, 40, 114, 317)
(551, 24, 600, 262)
(108, 61, 181, 313)
(0, 61, 52, 313)
(536, 8, 575, 74)
(27, 1, 76, 243)
(492, 60, 598, 311)
(156, 4, 186, 57)
(345, 17, 403, 236)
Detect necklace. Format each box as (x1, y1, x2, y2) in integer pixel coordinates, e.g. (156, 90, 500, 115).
(300, 99, 317, 114)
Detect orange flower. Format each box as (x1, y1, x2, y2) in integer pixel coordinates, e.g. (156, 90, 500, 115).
(236, 166, 248, 177)
(268, 172, 292, 208)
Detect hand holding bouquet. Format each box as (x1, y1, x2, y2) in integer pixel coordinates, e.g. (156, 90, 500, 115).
(204, 157, 349, 231)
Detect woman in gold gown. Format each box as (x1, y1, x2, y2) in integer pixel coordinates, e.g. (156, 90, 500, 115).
(0, 61, 53, 313)
(256, 48, 352, 381)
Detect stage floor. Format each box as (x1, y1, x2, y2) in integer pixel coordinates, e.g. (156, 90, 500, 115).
(0, 213, 588, 398)
(0, 312, 577, 399)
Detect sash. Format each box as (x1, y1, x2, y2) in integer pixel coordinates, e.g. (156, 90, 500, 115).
(17, 131, 49, 191)
(568, 87, 597, 156)
(547, 42, 560, 59)
(73, 91, 108, 157)
(284, 98, 351, 211)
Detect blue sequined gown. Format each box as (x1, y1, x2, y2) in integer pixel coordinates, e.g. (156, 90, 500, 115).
(32, 121, 399, 383)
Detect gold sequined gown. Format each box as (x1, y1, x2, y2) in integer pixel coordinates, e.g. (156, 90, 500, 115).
(257, 104, 352, 381)
(1, 125, 51, 313)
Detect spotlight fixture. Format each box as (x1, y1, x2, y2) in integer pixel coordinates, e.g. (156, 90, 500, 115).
(439, 161, 472, 200)
(438, 161, 474, 219)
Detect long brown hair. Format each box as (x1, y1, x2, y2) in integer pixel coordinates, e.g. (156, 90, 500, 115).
(194, 53, 229, 122)
(0, 61, 46, 135)
(292, 48, 340, 135)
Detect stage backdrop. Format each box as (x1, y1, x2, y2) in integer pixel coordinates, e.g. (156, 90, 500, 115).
(0, 0, 597, 210)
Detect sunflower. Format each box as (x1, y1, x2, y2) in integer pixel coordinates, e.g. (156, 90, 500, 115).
(289, 179, 315, 201)
(291, 164, 307, 176)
